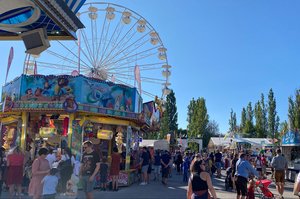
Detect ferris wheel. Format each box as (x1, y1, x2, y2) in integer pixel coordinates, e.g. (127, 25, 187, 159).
(24, 2, 172, 102)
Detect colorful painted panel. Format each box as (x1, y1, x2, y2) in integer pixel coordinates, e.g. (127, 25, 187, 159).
(77, 76, 139, 113)
(282, 131, 300, 146)
(3, 75, 142, 115)
(142, 101, 160, 127)
(1, 76, 22, 111)
(20, 75, 77, 102)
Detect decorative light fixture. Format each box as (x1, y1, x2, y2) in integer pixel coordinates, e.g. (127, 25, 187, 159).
(122, 11, 132, 24)
(106, 7, 115, 20)
(137, 19, 146, 33)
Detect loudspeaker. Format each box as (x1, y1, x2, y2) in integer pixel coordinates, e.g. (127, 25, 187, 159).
(20, 28, 50, 55)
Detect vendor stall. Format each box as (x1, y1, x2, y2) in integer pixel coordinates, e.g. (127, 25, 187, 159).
(281, 131, 300, 181)
(0, 74, 159, 187)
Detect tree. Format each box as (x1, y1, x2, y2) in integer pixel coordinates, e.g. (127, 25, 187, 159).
(166, 90, 178, 132)
(158, 90, 178, 140)
(244, 102, 255, 137)
(254, 101, 264, 138)
(187, 97, 209, 152)
(260, 94, 268, 137)
(268, 89, 277, 138)
(294, 89, 300, 131)
(203, 120, 219, 148)
(288, 96, 295, 130)
(240, 108, 247, 134)
(229, 109, 237, 133)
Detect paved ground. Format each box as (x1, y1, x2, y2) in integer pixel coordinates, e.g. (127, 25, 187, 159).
(1, 170, 296, 199)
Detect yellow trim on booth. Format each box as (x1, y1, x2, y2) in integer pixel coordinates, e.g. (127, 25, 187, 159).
(68, 114, 74, 148)
(21, 112, 27, 151)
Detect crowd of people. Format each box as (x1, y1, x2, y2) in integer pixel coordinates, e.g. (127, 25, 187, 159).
(0, 141, 297, 199)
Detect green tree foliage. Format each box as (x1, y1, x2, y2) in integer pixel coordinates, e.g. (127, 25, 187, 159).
(288, 96, 295, 130)
(229, 109, 237, 132)
(295, 90, 300, 131)
(260, 94, 268, 137)
(254, 101, 265, 138)
(244, 102, 255, 137)
(166, 90, 178, 132)
(159, 110, 170, 139)
(187, 97, 209, 152)
(158, 90, 178, 140)
(240, 108, 247, 133)
(287, 89, 300, 131)
(268, 89, 277, 138)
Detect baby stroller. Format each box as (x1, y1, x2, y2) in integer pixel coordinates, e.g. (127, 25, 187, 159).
(225, 167, 233, 191)
(255, 179, 280, 199)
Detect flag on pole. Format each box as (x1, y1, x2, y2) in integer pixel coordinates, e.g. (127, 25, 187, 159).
(5, 47, 14, 84)
(134, 65, 142, 94)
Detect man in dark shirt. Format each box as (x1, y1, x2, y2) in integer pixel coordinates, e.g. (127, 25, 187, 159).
(80, 141, 100, 199)
(140, 147, 150, 185)
(214, 150, 222, 178)
(161, 150, 171, 185)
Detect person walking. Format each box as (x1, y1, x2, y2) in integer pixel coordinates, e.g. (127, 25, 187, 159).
(6, 146, 25, 198)
(235, 153, 259, 199)
(139, 146, 150, 185)
(214, 150, 222, 178)
(161, 150, 171, 185)
(271, 148, 288, 199)
(153, 150, 161, 181)
(110, 147, 121, 191)
(187, 159, 217, 199)
(29, 148, 51, 199)
(58, 147, 74, 194)
(79, 140, 100, 199)
(99, 156, 109, 191)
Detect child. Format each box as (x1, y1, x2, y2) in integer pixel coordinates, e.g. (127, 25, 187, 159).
(100, 157, 109, 191)
(42, 168, 58, 199)
(247, 176, 255, 199)
(182, 155, 190, 183)
(66, 173, 79, 198)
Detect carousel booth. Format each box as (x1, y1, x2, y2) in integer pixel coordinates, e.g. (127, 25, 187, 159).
(0, 74, 155, 187)
(281, 131, 300, 182)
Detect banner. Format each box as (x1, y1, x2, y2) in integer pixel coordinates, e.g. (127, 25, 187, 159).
(5, 47, 14, 84)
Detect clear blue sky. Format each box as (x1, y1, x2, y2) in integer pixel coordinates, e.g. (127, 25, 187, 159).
(1, 0, 300, 133)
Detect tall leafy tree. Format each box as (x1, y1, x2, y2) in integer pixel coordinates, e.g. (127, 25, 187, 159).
(159, 110, 170, 139)
(288, 96, 295, 130)
(158, 90, 178, 140)
(187, 97, 209, 151)
(268, 89, 277, 138)
(240, 108, 247, 134)
(229, 109, 237, 133)
(203, 120, 219, 148)
(260, 94, 268, 137)
(294, 89, 300, 131)
(244, 102, 255, 137)
(254, 101, 264, 138)
(166, 90, 178, 132)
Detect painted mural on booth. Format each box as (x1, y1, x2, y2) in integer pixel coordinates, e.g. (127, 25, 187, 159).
(2, 75, 141, 113)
